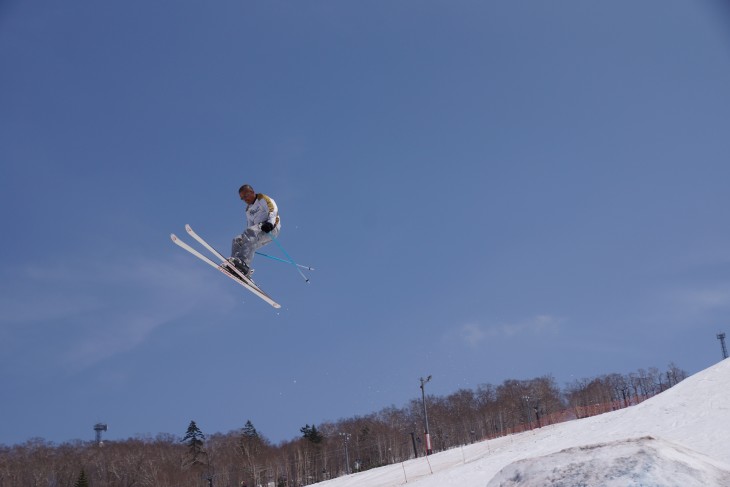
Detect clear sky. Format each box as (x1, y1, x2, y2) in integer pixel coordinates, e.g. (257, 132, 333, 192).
(1, 1, 729, 446)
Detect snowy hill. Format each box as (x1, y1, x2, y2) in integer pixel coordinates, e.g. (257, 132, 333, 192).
(314, 359, 730, 487)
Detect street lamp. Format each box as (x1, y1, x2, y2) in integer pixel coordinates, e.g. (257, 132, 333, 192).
(420, 375, 433, 455)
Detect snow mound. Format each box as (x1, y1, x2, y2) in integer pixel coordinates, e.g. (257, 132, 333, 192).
(486, 436, 730, 487)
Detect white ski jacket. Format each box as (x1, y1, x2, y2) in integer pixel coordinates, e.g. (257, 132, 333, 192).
(246, 193, 280, 229)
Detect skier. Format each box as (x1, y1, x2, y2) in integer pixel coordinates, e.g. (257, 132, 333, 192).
(227, 184, 280, 278)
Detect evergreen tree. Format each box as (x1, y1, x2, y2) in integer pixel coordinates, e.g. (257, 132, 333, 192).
(241, 419, 262, 455)
(182, 420, 206, 466)
(242, 420, 259, 440)
(74, 469, 89, 487)
(300, 424, 323, 444)
(241, 420, 263, 485)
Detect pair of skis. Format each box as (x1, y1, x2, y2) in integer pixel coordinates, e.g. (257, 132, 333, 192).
(170, 224, 281, 309)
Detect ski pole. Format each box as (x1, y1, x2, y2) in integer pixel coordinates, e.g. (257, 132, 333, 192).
(255, 251, 315, 271)
(269, 233, 310, 283)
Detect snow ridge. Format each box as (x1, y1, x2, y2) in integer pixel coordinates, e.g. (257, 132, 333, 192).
(314, 359, 730, 487)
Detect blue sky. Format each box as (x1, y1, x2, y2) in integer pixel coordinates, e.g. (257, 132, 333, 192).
(2, 0, 730, 446)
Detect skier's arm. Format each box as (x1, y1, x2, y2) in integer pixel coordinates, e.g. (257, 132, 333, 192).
(258, 194, 278, 227)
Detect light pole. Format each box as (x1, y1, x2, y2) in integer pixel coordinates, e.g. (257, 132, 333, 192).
(420, 375, 433, 455)
(94, 423, 107, 446)
(718, 333, 728, 360)
(339, 433, 351, 474)
(522, 396, 532, 430)
(533, 399, 542, 428)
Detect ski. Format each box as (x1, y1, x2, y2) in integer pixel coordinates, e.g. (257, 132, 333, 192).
(184, 224, 259, 288)
(170, 229, 281, 309)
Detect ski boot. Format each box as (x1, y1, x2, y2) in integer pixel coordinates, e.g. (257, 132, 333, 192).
(226, 257, 253, 279)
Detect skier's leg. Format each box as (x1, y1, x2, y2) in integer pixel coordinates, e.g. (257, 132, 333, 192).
(231, 228, 258, 267)
(232, 225, 280, 269)
(251, 225, 279, 256)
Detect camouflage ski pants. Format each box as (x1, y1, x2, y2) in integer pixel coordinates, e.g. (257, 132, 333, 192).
(231, 225, 281, 268)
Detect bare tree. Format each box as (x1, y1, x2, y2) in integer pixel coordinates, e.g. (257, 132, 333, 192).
(0, 362, 688, 487)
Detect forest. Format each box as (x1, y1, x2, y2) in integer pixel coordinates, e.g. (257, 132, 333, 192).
(0, 363, 687, 487)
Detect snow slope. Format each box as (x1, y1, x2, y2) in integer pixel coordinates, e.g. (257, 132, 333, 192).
(314, 359, 730, 487)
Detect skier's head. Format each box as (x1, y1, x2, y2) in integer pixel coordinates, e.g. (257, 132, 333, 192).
(239, 184, 256, 204)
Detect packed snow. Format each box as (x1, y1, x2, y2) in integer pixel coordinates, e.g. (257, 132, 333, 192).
(313, 359, 730, 487)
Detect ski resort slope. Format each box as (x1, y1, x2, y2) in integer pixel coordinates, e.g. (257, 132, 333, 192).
(315, 359, 730, 487)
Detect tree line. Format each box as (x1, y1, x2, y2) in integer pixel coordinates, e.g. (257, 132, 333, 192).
(0, 363, 687, 487)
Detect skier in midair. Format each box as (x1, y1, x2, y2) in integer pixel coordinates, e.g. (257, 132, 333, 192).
(227, 184, 280, 278)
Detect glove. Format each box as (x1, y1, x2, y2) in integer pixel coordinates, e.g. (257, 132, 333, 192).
(261, 221, 274, 233)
